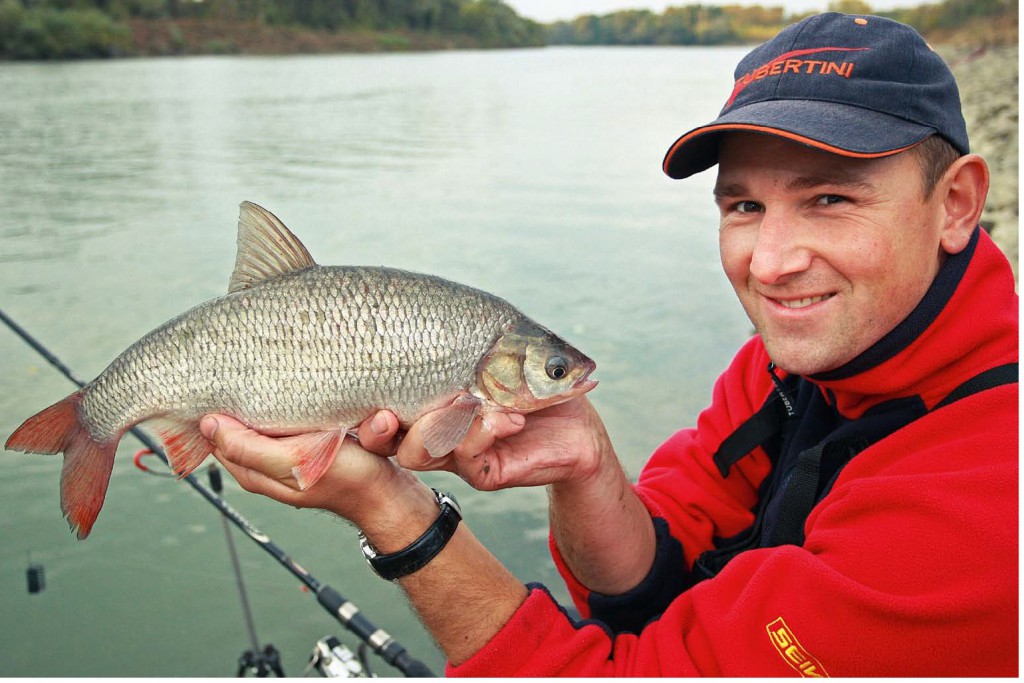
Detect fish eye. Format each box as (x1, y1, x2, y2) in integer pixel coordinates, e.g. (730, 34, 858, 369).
(545, 356, 569, 380)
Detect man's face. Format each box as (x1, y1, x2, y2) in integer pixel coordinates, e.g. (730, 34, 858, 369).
(715, 133, 948, 376)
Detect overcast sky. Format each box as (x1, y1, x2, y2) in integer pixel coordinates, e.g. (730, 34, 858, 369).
(505, 0, 926, 23)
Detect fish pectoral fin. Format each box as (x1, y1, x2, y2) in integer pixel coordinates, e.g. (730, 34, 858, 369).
(157, 420, 214, 478)
(291, 429, 343, 491)
(419, 396, 482, 458)
(229, 201, 317, 293)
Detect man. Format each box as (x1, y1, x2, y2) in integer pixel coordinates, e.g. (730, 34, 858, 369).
(200, 13, 1018, 676)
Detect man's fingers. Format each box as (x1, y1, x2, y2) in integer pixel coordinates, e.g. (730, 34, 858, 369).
(393, 418, 454, 471)
(446, 412, 525, 460)
(476, 412, 527, 444)
(394, 410, 528, 475)
(212, 451, 300, 501)
(355, 410, 403, 455)
(200, 414, 302, 485)
(201, 414, 265, 465)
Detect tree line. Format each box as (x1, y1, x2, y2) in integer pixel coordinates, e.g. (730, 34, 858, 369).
(0, 0, 1016, 59)
(548, 0, 1017, 46)
(0, 0, 545, 58)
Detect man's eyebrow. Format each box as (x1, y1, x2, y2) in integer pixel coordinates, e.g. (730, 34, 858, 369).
(713, 171, 876, 198)
(712, 181, 746, 199)
(785, 171, 875, 192)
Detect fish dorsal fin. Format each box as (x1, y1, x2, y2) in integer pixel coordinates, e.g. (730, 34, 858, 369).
(229, 201, 317, 293)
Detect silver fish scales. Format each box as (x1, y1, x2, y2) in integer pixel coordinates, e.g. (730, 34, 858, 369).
(7, 202, 597, 539)
(87, 267, 519, 431)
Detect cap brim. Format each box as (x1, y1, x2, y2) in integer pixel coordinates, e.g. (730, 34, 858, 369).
(663, 100, 938, 179)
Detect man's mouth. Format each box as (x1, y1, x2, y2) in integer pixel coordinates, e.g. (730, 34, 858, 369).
(774, 293, 836, 310)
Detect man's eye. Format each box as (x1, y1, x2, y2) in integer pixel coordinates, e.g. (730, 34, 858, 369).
(816, 194, 847, 206)
(734, 200, 763, 213)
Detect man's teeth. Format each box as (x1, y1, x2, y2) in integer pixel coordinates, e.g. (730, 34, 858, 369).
(777, 294, 834, 309)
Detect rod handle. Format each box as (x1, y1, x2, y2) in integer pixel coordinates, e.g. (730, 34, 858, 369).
(317, 585, 436, 677)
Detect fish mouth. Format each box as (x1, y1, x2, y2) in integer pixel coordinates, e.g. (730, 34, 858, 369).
(573, 360, 599, 394)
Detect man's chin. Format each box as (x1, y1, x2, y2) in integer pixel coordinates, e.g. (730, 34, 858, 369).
(759, 338, 846, 378)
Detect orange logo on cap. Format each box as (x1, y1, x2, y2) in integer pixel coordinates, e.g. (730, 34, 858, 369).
(725, 47, 868, 108)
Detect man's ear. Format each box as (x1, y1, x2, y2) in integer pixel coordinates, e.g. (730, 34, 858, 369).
(938, 153, 989, 255)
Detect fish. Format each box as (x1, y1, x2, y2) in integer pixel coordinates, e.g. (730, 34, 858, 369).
(5, 201, 597, 539)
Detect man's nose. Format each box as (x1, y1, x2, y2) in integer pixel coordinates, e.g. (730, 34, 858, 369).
(748, 211, 812, 284)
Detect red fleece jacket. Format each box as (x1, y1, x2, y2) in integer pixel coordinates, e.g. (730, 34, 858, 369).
(448, 228, 1018, 677)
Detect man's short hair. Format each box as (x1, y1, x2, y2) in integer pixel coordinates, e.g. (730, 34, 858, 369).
(911, 135, 963, 198)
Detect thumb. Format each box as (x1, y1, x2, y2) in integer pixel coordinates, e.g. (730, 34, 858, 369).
(199, 414, 222, 440)
(199, 414, 290, 475)
(355, 410, 403, 456)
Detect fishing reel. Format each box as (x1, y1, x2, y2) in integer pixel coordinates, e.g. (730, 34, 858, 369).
(306, 636, 373, 678)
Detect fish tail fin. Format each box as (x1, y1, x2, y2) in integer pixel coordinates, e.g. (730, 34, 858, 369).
(6, 391, 84, 455)
(6, 391, 118, 539)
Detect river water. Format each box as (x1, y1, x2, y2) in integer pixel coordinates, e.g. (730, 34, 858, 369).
(0, 46, 752, 676)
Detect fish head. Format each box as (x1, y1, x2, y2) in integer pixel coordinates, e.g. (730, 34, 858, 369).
(476, 321, 597, 412)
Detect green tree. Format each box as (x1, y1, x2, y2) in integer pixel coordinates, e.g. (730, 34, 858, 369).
(827, 0, 874, 14)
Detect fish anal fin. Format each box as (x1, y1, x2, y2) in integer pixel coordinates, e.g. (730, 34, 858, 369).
(157, 420, 213, 478)
(419, 395, 482, 458)
(290, 430, 343, 491)
(229, 201, 317, 293)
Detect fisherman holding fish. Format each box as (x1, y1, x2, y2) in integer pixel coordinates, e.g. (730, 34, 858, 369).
(10, 12, 1017, 677)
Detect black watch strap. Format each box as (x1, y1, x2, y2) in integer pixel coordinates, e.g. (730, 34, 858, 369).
(359, 489, 462, 581)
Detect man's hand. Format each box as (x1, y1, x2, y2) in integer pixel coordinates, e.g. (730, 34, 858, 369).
(199, 414, 414, 528)
(357, 397, 655, 593)
(202, 398, 654, 596)
(357, 397, 612, 491)
(199, 411, 531, 666)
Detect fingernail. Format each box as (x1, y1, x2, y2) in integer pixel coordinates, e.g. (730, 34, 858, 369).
(371, 412, 389, 435)
(509, 413, 526, 427)
(200, 416, 219, 439)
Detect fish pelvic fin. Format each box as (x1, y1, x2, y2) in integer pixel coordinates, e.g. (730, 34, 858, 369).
(156, 419, 214, 479)
(229, 201, 316, 293)
(6, 391, 118, 540)
(419, 395, 482, 458)
(290, 429, 343, 491)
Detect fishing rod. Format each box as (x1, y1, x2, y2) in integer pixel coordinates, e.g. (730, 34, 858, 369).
(0, 307, 435, 678)
(204, 463, 285, 677)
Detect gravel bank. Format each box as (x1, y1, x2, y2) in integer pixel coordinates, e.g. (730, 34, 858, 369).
(946, 44, 1019, 282)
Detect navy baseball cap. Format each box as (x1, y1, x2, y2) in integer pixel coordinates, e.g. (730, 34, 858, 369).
(663, 12, 969, 179)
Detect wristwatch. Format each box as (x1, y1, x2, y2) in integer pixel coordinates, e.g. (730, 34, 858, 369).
(358, 489, 462, 581)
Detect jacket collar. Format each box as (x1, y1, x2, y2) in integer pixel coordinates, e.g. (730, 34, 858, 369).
(804, 227, 1018, 418)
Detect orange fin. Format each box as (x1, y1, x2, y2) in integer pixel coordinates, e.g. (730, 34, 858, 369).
(6, 391, 83, 455)
(6, 391, 119, 540)
(290, 430, 342, 490)
(157, 420, 214, 478)
(419, 395, 482, 458)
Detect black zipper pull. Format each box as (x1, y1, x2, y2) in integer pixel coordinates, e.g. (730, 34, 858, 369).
(767, 362, 798, 418)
